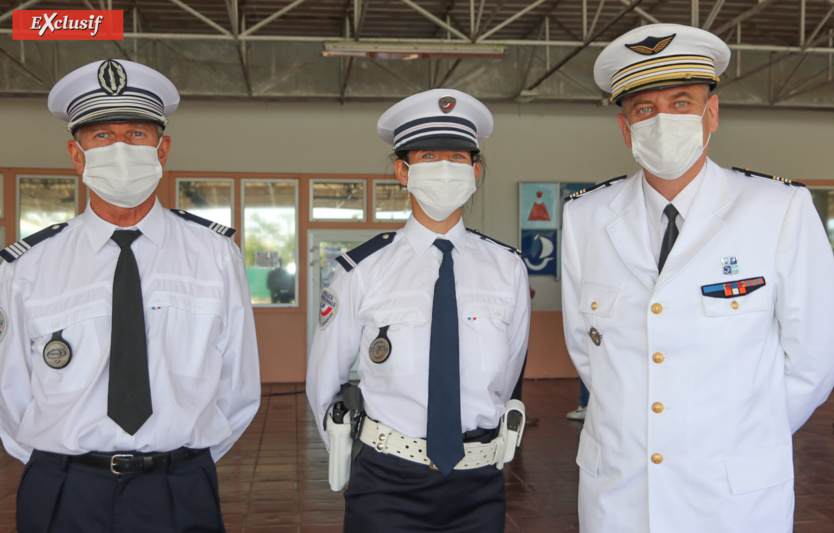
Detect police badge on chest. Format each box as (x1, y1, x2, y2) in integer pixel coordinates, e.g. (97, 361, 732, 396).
(43, 330, 72, 369)
(369, 325, 392, 363)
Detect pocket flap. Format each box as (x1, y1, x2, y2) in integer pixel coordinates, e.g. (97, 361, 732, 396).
(148, 292, 224, 317)
(371, 307, 424, 327)
(701, 286, 768, 317)
(575, 428, 601, 477)
(462, 303, 510, 324)
(27, 301, 111, 339)
(579, 282, 621, 317)
(725, 445, 793, 495)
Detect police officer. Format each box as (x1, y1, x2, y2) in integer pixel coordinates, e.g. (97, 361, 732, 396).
(561, 24, 834, 532)
(306, 89, 530, 533)
(0, 59, 261, 532)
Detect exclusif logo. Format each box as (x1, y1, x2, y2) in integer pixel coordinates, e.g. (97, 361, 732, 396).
(12, 10, 124, 40)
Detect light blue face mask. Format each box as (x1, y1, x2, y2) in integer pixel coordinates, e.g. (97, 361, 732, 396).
(403, 160, 477, 221)
(627, 103, 710, 180)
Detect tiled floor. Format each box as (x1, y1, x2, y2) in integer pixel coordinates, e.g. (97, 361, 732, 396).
(1, 379, 833, 532)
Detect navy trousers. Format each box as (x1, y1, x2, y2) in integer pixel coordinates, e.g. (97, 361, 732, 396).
(344, 444, 506, 533)
(17, 449, 225, 533)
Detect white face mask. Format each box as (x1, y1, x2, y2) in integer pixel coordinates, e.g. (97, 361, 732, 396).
(405, 160, 477, 222)
(627, 104, 710, 181)
(77, 140, 163, 208)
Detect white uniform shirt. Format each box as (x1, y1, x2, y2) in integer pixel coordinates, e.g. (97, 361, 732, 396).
(0, 200, 261, 462)
(642, 164, 706, 264)
(307, 216, 530, 446)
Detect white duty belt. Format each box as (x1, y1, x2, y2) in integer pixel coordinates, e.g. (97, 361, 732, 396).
(359, 418, 502, 471)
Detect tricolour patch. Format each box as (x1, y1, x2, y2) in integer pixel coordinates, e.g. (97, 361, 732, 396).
(625, 34, 676, 56)
(319, 288, 339, 329)
(0, 307, 7, 343)
(702, 277, 765, 299)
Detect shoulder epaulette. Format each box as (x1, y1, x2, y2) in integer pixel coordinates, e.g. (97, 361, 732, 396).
(336, 232, 396, 272)
(0, 223, 68, 263)
(732, 167, 806, 188)
(564, 176, 628, 202)
(466, 228, 521, 255)
(170, 209, 236, 237)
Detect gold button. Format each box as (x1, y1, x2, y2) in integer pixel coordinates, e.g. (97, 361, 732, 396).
(652, 402, 664, 413)
(376, 443, 385, 451)
(378, 433, 387, 441)
(651, 453, 663, 464)
(731, 301, 739, 310)
(652, 352, 664, 364)
(651, 303, 663, 314)
(591, 302, 598, 311)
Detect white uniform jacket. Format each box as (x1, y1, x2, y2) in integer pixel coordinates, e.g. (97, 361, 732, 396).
(307, 216, 530, 447)
(561, 159, 834, 533)
(0, 200, 261, 462)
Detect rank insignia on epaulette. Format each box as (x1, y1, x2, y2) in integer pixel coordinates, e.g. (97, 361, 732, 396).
(0, 223, 68, 263)
(466, 228, 520, 255)
(336, 232, 396, 272)
(701, 277, 765, 298)
(564, 176, 628, 202)
(732, 167, 806, 188)
(170, 209, 236, 237)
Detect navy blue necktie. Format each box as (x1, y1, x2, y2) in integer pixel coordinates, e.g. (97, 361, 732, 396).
(657, 204, 680, 273)
(427, 239, 464, 476)
(108, 230, 153, 435)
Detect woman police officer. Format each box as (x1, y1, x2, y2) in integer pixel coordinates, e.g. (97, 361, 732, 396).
(306, 88, 530, 533)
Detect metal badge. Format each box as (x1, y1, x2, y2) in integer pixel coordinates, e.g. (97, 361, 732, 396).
(369, 326, 392, 363)
(438, 95, 456, 114)
(43, 330, 72, 369)
(721, 256, 739, 275)
(588, 327, 602, 346)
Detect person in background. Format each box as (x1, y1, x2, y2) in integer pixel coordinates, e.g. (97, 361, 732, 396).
(561, 24, 834, 532)
(0, 59, 260, 532)
(565, 378, 589, 421)
(307, 88, 530, 533)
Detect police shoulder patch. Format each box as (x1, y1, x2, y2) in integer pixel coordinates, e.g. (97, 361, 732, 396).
(0, 223, 68, 263)
(564, 176, 628, 202)
(466, 228, 520, 255)
(0, 307, 7, 343)
(732, 167, 806, 188)
(170, 209, 236, 237)
(335, 232, 396, 272)
(319, 288, 339, 329)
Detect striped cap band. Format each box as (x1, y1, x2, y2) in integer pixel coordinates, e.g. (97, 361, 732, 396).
(611, 54, 718, 102)
(393, 115, 478, 151)
(66, 87, 167, 131)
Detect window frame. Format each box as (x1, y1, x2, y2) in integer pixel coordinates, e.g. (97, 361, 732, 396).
(174, 177, 235, 229)
(309, 178, 367, 222)
(15, 174, 79, 240)
(372, 178, 411, 222)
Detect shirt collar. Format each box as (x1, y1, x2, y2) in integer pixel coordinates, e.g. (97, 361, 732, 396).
(642, 162, 708, 228)
(83, 198, 166, 253)
(402, 215, 468, 256)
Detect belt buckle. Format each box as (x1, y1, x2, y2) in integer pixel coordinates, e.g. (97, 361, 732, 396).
(110, 454, 134, 474)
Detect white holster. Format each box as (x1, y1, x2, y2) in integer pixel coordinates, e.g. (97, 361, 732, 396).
(326, 412, 353, 492)
(497, 399, 526, 468)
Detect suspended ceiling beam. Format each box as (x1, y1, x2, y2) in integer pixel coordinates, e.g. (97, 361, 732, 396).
(399, 0, 469, 41)
(241, 0, 309, 38)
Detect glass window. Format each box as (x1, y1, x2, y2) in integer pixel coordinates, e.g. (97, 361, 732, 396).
(17, 175, 78, 239)
(242, 180, 298, 306)
(810, 188, 834, 251)
(373, 179, 411, 221)
(176, 178, 234, 228)
(311, 180, 366, 221)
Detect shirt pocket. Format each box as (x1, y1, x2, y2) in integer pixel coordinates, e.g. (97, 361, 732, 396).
(461, 303, 511, 372)
(725, 444, 793, 495)
(147, 292, 224, 378)
(701, 286, 769, 317)
(361, 307, 423, 376)
(26, 300, 110, 394)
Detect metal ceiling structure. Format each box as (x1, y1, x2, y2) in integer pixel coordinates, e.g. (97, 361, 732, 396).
(2, 0, 834, 109)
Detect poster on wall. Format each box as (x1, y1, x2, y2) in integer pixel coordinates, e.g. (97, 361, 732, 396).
(519, 182, 559, 276)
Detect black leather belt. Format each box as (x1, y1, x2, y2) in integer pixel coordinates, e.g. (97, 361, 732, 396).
(47, 447, 207, 475)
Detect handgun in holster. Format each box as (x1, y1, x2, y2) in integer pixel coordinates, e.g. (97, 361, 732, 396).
(325, 383, 364, 491)
(497, 399, 526, 468)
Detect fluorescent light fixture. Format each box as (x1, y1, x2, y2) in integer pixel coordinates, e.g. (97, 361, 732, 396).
(323, 41, 507, 60)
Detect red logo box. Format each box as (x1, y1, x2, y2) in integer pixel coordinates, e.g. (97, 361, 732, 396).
(13, 10, 124, 40)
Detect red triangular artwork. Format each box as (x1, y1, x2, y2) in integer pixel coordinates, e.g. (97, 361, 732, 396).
(528, 201, 551, 221)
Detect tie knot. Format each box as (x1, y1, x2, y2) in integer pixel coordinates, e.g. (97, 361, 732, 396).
(663, 203, 679, 222)
(111, 230, 142, 249)
(433, 239, 454, 254)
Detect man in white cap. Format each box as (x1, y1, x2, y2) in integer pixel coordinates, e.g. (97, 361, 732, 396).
(0, 59, 260, 532)
(561, 24, 834, 532)
(307, 88, 530, 532)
